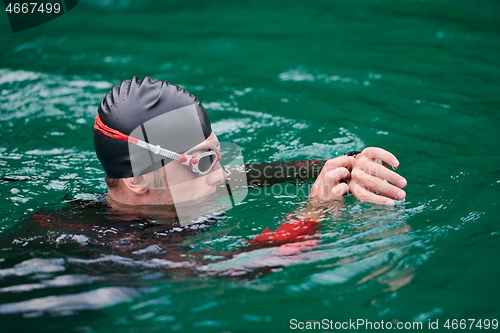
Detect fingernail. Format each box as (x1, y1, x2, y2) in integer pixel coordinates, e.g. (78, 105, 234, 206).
(396, 190, 406, 200)
(385, 199, 395, 206)
(398, 178, 407, 187)
(392, 159, 399, 168)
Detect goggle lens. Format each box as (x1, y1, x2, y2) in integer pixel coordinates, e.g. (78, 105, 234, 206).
(197, 153, 217, 173)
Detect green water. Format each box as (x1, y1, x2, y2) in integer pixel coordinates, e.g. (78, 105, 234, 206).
(1, 0, 500, 332)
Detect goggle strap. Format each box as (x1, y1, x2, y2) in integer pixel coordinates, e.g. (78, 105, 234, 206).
(136, 140, 181, 160)
(94, 115, 181, 161)
(94, 115, 130, 142)
(94, 115, 220, 175)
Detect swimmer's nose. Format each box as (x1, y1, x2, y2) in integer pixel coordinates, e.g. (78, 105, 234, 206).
(207, 162, 227, 185)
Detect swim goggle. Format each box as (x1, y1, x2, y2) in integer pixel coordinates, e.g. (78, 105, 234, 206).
(94, 115, 221, 176)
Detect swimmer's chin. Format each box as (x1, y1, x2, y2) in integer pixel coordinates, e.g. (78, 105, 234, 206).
(106, 196, 176, 218)
(106, 192, 218, 212)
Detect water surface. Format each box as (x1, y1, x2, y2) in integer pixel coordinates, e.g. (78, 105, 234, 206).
(0, 0, 499, 332)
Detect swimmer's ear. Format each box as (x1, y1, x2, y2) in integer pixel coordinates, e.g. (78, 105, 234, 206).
(122, 176, 148, 195)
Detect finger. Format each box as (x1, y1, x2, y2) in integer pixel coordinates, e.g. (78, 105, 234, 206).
(356, 161, 407, 188)
(331, 182, 349, 198)
(323, 155, 355, 170)
(310, 167, 350, 200)
(325, 167, 351, 184)
(360, 147, 399, 169)
(350, 182, 396, 206)
(353, 172, 406, 200)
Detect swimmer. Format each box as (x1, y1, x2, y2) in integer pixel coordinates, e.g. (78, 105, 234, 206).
(0, 76, 408, 276)
(94, 76, 407, 213)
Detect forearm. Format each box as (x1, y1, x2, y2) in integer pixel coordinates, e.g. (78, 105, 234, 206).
(244, 159, 326, 187)
(223, 151, 361, 195)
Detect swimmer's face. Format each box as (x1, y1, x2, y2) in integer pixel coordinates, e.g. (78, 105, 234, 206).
(145, 132, 227, 205)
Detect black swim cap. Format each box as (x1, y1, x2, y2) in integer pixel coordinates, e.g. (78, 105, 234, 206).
(93, 76, 212, 178)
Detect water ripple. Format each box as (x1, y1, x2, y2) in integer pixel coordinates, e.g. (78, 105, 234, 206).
(0, 287, 142, 317)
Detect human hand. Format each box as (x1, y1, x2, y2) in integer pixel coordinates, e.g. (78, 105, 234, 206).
(349, 147, 407, 205)
(309, 156, 352, 202)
